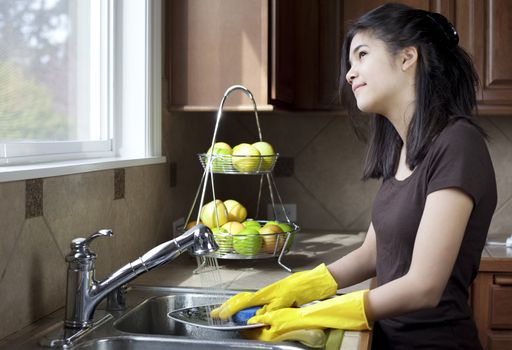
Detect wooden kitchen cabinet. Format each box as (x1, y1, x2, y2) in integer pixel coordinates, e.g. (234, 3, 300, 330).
(165, 0, 512, 114)
(471, 256, 512, 349)
(164, 0, 343, 111)
(454, 0, 512, 115)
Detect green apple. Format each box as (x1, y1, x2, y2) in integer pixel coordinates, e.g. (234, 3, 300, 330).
(232, 143, 261, 173)
(223, 199, 247, 222)
(259, 224, 283, 253)
(243, 219, 261, 230)
(276, 223, 295, 250)
(232, 228, 262, 255)
(206, 142, 232, 171)
(200, 199, 228, 229)
(212, 227, 232, 254)
(252, 141, 275, 171)
(277, 222, 293, 232)
(264, 220, 280, 227)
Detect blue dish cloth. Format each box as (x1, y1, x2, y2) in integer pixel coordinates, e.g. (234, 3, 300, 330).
(232, 306, 262, 325)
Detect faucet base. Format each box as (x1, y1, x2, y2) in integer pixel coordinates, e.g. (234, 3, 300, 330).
(39, 312, 112, 348)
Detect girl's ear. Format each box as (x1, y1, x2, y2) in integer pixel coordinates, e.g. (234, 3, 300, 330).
(401, 46, 418, 71)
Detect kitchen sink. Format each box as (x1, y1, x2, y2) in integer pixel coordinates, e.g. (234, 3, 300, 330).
(11, 286, 309, 350)
(72, 335, 303, 350)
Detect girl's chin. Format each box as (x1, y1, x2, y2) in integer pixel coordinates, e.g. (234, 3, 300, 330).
(356, 101, 372, 113)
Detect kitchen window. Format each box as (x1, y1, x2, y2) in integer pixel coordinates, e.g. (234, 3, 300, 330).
(0, 0, 164, 182)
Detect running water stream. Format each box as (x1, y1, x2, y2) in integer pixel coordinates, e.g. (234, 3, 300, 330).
(195, 255, 232, 326)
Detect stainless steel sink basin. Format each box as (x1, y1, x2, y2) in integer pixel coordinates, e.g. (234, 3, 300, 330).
(114, 293, 241, 338)
(73, 335, 304, 350)
(12, 286, 309, 350)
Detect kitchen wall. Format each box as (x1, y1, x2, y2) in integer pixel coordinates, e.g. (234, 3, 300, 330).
(1, 108, 511, 340)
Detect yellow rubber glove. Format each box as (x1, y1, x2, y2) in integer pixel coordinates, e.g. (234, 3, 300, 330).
(244, 290, 371, 342)
(211, 263, 337, 319)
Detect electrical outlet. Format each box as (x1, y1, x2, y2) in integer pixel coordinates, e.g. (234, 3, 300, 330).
(267, 203, 297, 222)
(172, 217, 185, 237)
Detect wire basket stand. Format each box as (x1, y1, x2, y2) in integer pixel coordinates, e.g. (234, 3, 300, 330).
(185, 85, 299, 273)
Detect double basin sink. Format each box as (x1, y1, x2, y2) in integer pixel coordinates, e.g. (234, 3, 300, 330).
(38, 286, 310, 350)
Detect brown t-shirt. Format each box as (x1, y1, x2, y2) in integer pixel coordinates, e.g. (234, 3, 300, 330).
(371, 119, 497, 349)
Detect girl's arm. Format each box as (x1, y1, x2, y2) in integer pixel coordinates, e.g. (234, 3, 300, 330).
(364, 187, 474, 320)
(327, 223, 378, 289)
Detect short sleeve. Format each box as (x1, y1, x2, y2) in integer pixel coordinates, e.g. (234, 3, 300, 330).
(426, 122, 494, 205)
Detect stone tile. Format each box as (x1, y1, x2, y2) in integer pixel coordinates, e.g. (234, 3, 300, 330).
(0, 217, 66, 340)
(25, 179, 43, 218)
(272, 176, 345, 231)
(480, 118, 512, 211)
(234, 111, 334, 157)
(489, 196, 512, 234)
(294, 116, 380, 230)
(124, 164, 171, 253)
(114, 168, 125, 200)
(0, 181, 25, 283)
(43, 171, 113, 258)
(110, 198, 141, 265)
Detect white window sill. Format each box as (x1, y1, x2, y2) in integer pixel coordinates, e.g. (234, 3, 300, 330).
(0, 156, 167, 183)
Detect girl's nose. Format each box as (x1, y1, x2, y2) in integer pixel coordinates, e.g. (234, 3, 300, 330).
(346, 68, 356, 85)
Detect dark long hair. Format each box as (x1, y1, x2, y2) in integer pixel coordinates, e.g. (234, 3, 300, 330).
(340, 3, 483, 180)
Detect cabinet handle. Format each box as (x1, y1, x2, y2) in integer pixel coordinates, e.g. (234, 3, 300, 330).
(494, 275, 512, 286)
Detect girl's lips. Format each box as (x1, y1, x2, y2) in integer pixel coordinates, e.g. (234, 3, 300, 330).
(352, 83, 365, 92)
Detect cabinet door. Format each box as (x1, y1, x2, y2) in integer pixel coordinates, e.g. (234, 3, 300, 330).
(455, 0, 512, 114)
(270, 0, 343, 110)
(167, 0, 270, 110)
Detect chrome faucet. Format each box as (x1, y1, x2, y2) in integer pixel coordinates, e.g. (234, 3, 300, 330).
(63, 224, 218, 329)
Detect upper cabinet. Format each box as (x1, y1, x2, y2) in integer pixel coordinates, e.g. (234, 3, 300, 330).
(166, 0, 270, 110)
(165, 0, 512, 114)
(164, 0, 343, 111)
(455, 0, 512, 115)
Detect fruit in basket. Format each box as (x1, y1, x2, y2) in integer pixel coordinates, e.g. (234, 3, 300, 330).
(223, 199, 247, 222)
(278, 223, 295, 250)
(185, 220, 203, 230)
(264, 220, 280, 226)
(259, 224, 284, 253)
(252, 141, 275, 171)
(212, 227, 232, 254)
(221, 221, 245, 234)
(243, 219, 261, 230)
(277, 222, 293, 232)
(200, 200, 228, 229)
(206, 142, 232, 171)
(232, 143, 261, 172)
(232, 228, 262, 255)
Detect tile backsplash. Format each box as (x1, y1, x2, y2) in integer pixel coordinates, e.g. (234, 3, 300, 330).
(1, 110, 511, 340)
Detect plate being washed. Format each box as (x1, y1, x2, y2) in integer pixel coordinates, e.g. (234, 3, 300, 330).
(168, 304, 265, 330)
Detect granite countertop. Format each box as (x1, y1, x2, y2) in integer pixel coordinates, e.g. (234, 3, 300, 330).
(135, 231, 371, 350)
(484, 233, 512, 258)
(482, 233, 512, 272)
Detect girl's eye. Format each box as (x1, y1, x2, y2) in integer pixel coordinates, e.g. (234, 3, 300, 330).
(359, 51, 367, 59)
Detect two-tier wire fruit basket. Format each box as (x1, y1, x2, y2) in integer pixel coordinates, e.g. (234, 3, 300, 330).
(184, 85, 300, 272)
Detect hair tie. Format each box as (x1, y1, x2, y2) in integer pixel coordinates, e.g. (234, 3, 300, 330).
(425, 12, 459, 49)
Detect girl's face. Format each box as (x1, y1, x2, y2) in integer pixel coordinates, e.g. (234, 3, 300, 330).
(346, 32, 410, 116)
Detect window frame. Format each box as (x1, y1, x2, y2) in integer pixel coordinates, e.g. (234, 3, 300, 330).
(0, 0, 165, 182)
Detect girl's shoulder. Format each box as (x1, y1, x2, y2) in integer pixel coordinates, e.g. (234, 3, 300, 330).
(433, 117, 486, 153)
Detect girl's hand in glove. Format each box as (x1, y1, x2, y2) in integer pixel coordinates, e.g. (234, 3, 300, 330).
(244, 290, 371, 342)
(211, 263, 338, 319)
